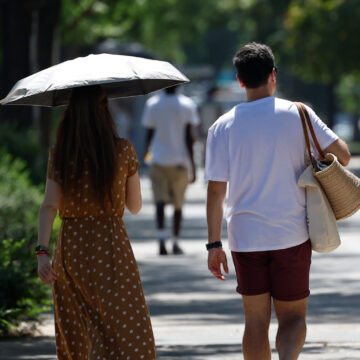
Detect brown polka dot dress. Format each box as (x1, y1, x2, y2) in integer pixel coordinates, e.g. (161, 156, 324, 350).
(47, 138, 156, 360)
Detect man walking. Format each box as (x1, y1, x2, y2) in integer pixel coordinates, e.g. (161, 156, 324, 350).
(205, 42, 350, 359)
(142, 85, 199, 255)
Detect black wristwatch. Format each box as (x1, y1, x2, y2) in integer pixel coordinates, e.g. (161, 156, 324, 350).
(206, 241, 223, 250)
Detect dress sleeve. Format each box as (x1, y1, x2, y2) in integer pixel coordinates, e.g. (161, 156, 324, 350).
(126, 140, 140, 177)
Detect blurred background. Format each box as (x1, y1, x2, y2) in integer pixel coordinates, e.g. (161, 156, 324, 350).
(1, 0, 360, 338)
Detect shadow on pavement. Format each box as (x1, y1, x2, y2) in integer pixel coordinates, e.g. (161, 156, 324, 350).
(308, 293, 360, 323)
(157, 343, 243, 358)
(0, 337, 56, 359)
(157, 343, 360, 360)
(138, 247, 360, 325)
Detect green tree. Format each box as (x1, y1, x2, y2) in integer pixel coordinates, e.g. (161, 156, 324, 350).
(60, 0, 221, 63)
(283, 0, 360, 126)
(0, 0, 61, 154)
(284, 0, 360, 83)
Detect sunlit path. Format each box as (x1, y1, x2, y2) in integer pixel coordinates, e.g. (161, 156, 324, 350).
(1, 164, 360, 359)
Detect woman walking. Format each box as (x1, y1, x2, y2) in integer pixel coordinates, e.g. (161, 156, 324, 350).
(36, 85, 156, 359)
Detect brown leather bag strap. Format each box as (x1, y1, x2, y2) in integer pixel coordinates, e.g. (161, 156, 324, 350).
(300, 103, 325, 159)
(295, 102, 318, 170)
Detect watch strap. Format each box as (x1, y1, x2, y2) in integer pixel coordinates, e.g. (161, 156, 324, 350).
(206, 241, 223, 250)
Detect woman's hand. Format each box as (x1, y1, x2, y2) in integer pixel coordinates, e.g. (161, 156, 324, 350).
(37, 255, 57, 285)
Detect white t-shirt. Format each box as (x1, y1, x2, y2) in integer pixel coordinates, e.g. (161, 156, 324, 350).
(142, 92, 200, 167)
(205, 97, 338, 252)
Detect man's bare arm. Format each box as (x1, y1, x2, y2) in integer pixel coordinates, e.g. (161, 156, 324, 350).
(323, 138, 351, 166)
(185, 124, 196, 183)
(207, 181, 227, 242)
(144, 128, 154, 160)
(207, 180, 229, 280)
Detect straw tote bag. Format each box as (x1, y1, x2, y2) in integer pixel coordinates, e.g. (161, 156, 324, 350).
(296, 102, 341, 253)
(295, 102, 360, 220)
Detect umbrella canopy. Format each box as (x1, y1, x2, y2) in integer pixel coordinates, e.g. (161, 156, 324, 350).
(0, 54, 189, 107)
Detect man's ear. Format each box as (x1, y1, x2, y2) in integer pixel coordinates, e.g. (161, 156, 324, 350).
(236, 74, 245, 88)
(269, 69, 276, 83)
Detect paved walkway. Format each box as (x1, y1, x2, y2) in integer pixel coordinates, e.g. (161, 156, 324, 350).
(1, 161, 360, 359)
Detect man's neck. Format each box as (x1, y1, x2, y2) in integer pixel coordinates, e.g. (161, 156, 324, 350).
(245, 86, 273, 102)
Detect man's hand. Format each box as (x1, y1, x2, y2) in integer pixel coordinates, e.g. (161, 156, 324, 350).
(37, 255, 57, 285)
(208, 247, 229, 281)
(144, 129, 155, 162)
(190, 165, 197, 184)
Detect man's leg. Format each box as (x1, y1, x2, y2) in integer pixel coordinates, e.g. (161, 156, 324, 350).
(170, 166, 188, 254)
(273, 298, 307, 360)
(242, 293, 272, 360)
(173, 208, 182, 236)
(270, 240, 311, 359)
(156, 202, 167, 255)
(172, 207, 183, 254)
(149, 165, 169, 255)
(156, 201, 165, 229)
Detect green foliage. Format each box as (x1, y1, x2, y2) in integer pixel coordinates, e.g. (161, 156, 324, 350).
(60, 0, 225, 63)
(336, 75, 360, 114)
(284, 0, 360, 84)
(59, 0, 360, 91)
(349, 141, 360, 155)
(0, 150, 52, 336)
(0, 123, 47, 185)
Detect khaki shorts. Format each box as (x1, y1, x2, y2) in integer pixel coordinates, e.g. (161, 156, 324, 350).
(149, 164, 189, 209)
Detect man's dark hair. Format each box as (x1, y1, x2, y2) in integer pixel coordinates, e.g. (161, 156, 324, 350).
(165, 85, 178, 94)
(233, 42, 275, 88)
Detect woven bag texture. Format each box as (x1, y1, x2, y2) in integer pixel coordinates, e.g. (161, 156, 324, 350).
(314, 153, 360, 220)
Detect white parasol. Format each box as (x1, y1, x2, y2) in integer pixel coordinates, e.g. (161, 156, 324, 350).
(0, 54, 189, 107)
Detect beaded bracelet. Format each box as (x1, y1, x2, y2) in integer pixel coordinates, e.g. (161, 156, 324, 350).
(35, 245, 50, 256)
(36, 250, 49, 257)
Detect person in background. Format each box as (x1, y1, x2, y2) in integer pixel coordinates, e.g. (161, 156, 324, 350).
(36, 85, 156, 359)
(142, 85, 200, 255)
(108, 99, 131, 139)
(205, 42, 350, 359)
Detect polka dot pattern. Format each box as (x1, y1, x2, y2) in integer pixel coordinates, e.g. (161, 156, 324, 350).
(47, 138, 140, 220)
(48, 139, 155, 359)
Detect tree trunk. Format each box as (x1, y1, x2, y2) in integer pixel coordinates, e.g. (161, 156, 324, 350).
(36, 0, 61, 151)
(0, 0, 33, 127)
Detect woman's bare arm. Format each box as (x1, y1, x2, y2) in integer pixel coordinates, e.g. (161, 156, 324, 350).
(38, 179, 60, 247)
(125, 171, 142, 215)
(37, 179, 60, 285)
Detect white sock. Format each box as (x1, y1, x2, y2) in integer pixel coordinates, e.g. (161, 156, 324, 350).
(158, 229, 167, 241)
(173, 236, 179, 245)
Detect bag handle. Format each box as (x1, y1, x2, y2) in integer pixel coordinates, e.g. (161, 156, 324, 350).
(295, 102, 325, 171)
(300, 103, 325, 158)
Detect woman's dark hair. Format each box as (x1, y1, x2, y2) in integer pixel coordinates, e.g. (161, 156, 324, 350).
(233, 42, 275, 88)
(53, 85, 118, 207)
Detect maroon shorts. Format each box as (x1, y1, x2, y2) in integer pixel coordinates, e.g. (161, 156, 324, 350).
(231, 240, 312, 301)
